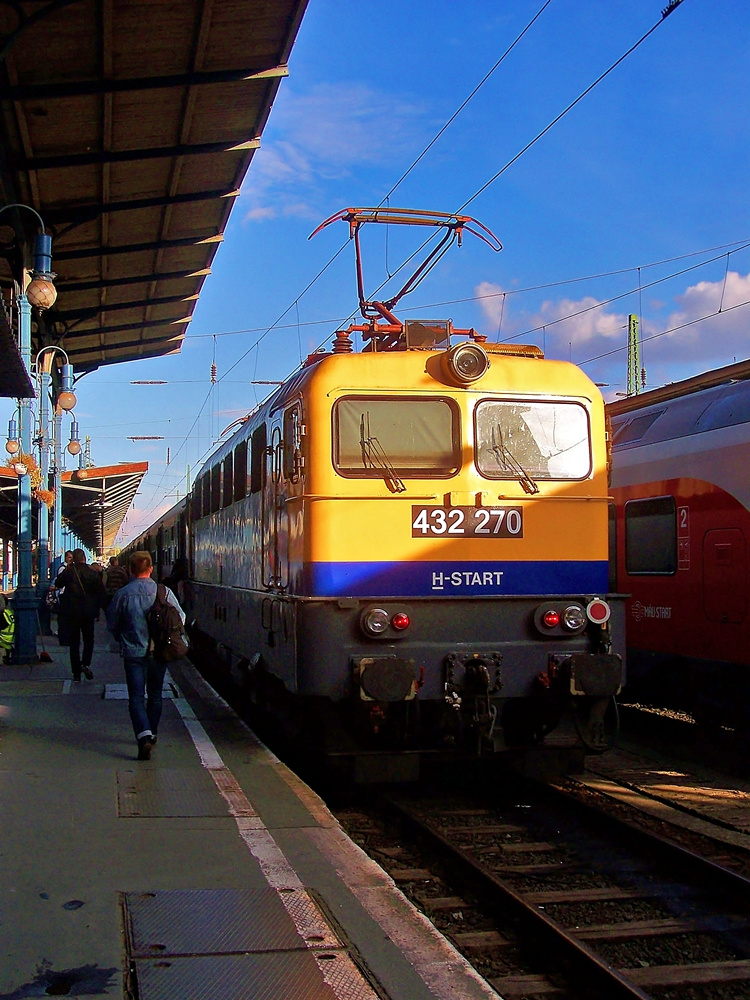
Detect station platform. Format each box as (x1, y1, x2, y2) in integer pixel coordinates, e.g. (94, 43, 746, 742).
(0, 621, 500, 1000)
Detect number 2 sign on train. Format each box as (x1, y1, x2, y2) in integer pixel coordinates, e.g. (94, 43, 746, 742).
(124, 208, 624, 781)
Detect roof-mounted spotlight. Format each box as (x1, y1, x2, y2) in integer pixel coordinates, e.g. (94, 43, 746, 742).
(440, 341, 490, 386)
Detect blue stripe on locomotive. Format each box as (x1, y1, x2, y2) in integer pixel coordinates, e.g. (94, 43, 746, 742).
(304, 561, 609, 597)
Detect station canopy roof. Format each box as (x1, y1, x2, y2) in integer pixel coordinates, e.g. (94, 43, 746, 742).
(60, 462, 149, 553)
(0, 0, 308, 375)
(0, 461, 147, 553)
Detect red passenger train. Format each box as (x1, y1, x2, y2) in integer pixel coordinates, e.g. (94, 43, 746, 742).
(608, 358, 750, 729)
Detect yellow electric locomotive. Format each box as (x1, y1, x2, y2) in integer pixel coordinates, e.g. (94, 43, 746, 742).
(135, 210, 624, 778)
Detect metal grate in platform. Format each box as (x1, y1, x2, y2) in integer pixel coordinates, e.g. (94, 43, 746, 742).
(126, 888, 307, 956)
(134, 953, 341, 1000)
(116, 769, 229, 818)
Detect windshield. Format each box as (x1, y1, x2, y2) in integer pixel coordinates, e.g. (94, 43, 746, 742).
(475, 399, 591, 480)
(335, 397, 459, 478)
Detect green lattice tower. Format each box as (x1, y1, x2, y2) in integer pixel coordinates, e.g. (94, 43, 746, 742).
(627, 313, 640, 396)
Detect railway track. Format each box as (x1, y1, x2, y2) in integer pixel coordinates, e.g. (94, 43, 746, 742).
(337, 779, 750, 999)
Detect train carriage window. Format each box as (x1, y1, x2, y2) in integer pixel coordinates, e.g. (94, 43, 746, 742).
(475, 399, 591, 480)
(612, 410, 665, 445)
(625, 496, 676, 575)
(334, 397, 459, 477)
(250, 424, 267, 494)
(210, 464, 222, 513)
(222, 455, 233, 507)
(234, 440, 248, 502)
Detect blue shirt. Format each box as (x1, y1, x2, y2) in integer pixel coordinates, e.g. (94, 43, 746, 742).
(107, 577, 185, 658)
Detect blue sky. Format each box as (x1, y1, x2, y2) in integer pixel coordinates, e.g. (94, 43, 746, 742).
(9, 0, 750, 544)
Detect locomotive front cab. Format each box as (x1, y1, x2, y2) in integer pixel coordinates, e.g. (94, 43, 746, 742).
(296, 340, 625, 759)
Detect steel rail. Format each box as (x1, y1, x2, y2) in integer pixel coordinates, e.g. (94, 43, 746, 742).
(380, 793, 653, 1000)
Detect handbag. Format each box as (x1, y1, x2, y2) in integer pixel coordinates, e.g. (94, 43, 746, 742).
(46, 589, 61, 613)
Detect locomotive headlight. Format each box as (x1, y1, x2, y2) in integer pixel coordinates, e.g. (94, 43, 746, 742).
(362, 608, 390, 636)
(441, 342, 490, 385)
(562, 605, 586, 631)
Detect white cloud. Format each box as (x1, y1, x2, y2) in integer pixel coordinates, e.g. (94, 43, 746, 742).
(639, 271, 750, 375)
(244, 206, 276, 222)
(475, 281, 507, 327)
(473, 271, 750, 391)
(476, 281, 628, 353)
(243, 83, 426, 221)
(535, 296, 626, 346)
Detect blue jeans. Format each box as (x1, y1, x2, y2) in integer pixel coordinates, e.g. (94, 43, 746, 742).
(123, 655, 167, 740)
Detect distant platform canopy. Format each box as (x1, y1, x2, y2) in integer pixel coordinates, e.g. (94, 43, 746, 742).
(0, 0, 308, 374)
(0, 462, 148, 553)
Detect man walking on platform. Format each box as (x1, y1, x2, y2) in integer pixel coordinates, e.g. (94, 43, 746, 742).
(55, 549, 104, 681)
(103, 555, 129, 608)
(107, 550, 185, 760)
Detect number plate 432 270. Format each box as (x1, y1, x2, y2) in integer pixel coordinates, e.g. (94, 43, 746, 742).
(411, 506, 523, 538)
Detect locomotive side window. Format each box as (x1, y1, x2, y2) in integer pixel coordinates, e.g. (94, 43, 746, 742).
(191, 479, 203, 520)
(201, 474, 211, 517)
(210, 464, 222, 513)
(222, 455, 233, 507)
(250, 424, 267, 494)
(334, 397, 459, 477)
(234, 440, 248, 502)
(625, 496, 676, 575)
(475, 399, 591, 480)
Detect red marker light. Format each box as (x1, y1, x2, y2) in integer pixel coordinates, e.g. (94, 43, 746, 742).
(391, 612, 410, 630)
(542, 610, 560, 628)
(586, 599, 611, 624)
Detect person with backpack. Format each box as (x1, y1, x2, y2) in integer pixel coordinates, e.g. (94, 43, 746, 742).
(107, 550, 186, 760)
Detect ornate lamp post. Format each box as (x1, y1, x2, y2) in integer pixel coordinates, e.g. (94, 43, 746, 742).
(34, 346, 76, 588)
(0, 203, 57, 663)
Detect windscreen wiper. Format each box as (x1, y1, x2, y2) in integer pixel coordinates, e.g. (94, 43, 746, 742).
(360, 413, 406, 493)
(491, 426, 540, 495)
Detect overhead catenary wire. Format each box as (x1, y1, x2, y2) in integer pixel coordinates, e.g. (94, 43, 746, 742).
(580, 294, 750, 368)
(503, 240, 750, 344)
(128, 228, 744, 524)
(313, 3, 691, 340)
(378, 0, 555, 206)
(122, 0, 690, 538)
(457, 0, 687, 213)
(204, 2, 561, 392)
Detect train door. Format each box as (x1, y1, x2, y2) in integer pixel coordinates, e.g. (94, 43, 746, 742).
(261, 418, 289, 589)
(703, 528, 746, 623)
(282, 401, 304, 587)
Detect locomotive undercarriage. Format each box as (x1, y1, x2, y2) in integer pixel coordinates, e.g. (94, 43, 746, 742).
(188, 584, 624, 776)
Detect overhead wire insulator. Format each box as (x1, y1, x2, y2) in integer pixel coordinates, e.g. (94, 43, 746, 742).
(210, 362, 217, 384)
